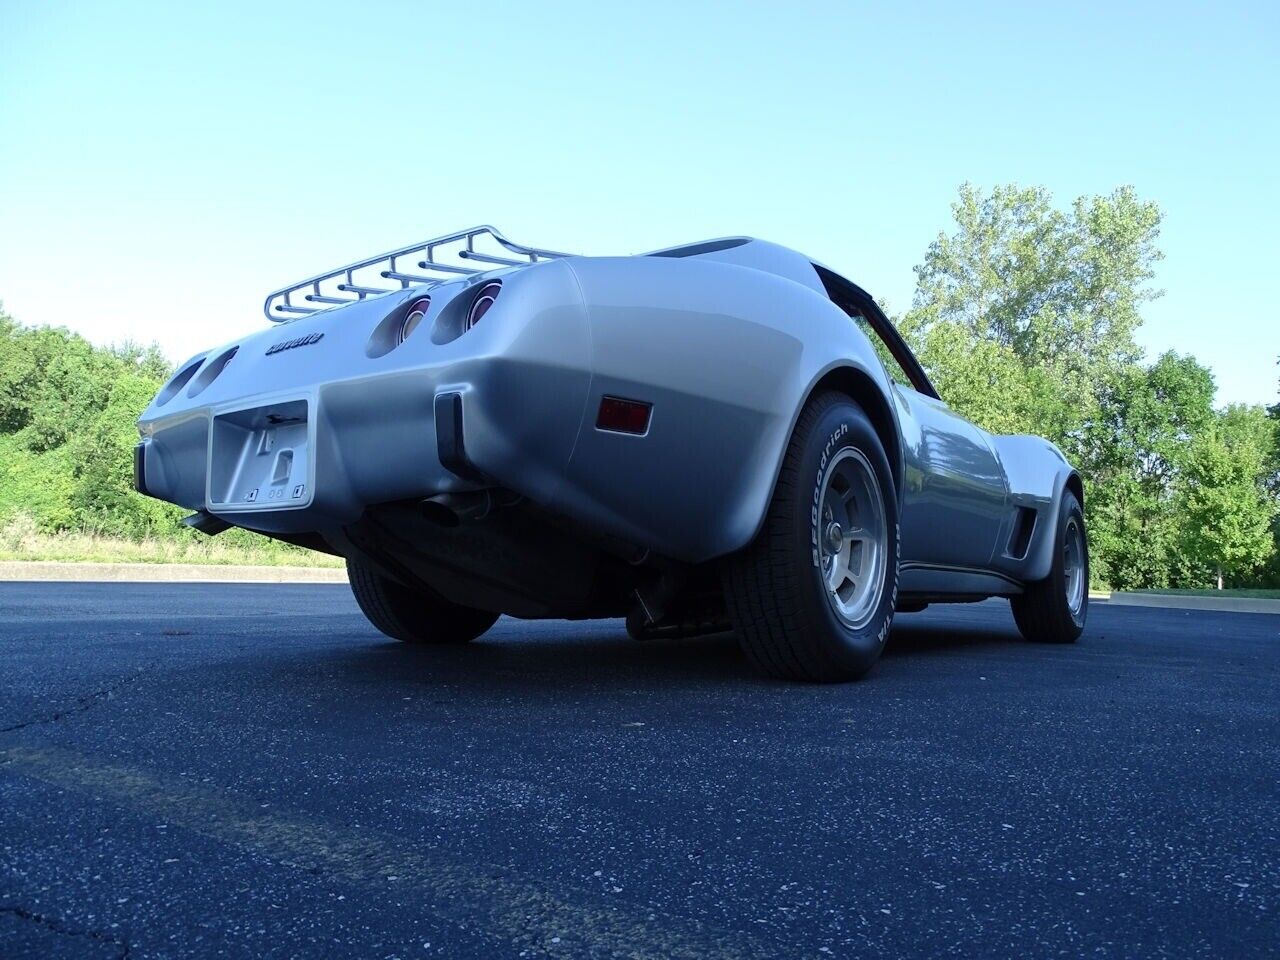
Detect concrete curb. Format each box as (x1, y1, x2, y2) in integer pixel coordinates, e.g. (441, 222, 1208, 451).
(1, 564, 1274, 613)
(1105, 592, 1280, 615)
(0, 561, 348, 584)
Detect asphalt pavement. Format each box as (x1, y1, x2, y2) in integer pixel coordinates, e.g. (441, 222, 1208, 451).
(1, 582, 1276, 959)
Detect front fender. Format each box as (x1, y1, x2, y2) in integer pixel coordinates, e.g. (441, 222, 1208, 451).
(987, 434, 1079, 583)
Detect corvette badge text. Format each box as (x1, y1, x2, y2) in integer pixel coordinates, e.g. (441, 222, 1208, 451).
(265, 332, 324, 355)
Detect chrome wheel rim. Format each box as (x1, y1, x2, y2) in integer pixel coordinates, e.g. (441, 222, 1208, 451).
(818, 448, 888, 629)
(1063, 517, 1085, 616)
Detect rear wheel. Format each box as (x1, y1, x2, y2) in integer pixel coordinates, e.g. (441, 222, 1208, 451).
(346, 558, 498, 645)
(1010, 491, 1087, 644)
(722, 392, 899, 682)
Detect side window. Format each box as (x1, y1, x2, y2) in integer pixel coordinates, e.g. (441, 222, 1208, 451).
(850, 311, 915, 388)
(812, 263, 939, 399)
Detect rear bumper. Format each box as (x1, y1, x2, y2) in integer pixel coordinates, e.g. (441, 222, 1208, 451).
(135, 362, 590, 537)
(132, 441, 152, 499)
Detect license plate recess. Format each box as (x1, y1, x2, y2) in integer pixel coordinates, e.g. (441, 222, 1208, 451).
(208, 398, 314, 511)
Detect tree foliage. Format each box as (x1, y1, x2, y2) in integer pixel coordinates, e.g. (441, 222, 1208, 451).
(1175, 409, 1278, 585)
(1080, 353, 1219, 589)
(903, 183, 1161, 367)
(0, 304, 179, 538)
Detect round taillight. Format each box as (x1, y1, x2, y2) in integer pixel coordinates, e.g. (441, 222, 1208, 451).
(399, 297, 431, 344)
(187, 346, 238, 398)
(156, 355, 205, 406)
(466, 282, 501, 330)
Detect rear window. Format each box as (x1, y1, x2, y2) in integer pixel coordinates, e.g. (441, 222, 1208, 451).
(647, 238, 750, 258)
(849, 311, 914, 387)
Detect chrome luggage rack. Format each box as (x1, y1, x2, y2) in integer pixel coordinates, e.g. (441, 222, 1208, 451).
(263, 225, 573, 322)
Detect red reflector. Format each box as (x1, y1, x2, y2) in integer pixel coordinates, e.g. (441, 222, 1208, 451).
(596, 396, 652, 435)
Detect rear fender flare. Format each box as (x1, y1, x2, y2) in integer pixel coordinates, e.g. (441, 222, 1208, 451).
(734, 360, 903, 554)
(555, 255, 902, 562)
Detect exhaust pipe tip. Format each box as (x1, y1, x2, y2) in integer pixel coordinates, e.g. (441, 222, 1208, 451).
(420, 491, 492, 527)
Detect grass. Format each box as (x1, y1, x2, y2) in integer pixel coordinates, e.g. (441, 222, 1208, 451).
(0, 515, 343, 567)
(1129, 587, 1280, 600)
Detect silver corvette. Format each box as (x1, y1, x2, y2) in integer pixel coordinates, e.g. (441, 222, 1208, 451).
(135, 226, 1088, 682)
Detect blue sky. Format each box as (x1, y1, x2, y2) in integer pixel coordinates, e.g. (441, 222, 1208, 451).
(1, 0, 1276, 405)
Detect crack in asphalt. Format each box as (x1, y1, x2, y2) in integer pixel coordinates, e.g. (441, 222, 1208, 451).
(0, 905, 131, 958)
(0, 667, 151, 734)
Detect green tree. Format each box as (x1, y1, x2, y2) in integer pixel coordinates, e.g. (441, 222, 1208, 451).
(902, 183, 1162, 369)
(1176, 410, 1278, 588)
(67, 365, 179, 538)
(906, 318, 1070, 437)
(1081, 353, 1216, 589)
(0, 310, 178, 536)
(1220, 399, 1280, 587)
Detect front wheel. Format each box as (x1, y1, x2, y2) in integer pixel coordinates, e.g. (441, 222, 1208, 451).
(722, 392, 899, 682)
(1010, 490, 1088, 644)
(347, 559, 499, 645)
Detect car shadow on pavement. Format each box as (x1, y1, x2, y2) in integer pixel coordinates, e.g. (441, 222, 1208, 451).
(882, 612, 1025, 658)
(360, 629, 761, 690)
(293, 609, 1028, 696)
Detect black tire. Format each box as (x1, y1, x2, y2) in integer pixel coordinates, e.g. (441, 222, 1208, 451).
(1010, 490, 1087, 644)
(346, 558, 498, 645)
(722, 392, 900, 682)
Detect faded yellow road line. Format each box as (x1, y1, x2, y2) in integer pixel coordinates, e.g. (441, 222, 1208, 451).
(1, 744, 767, 960)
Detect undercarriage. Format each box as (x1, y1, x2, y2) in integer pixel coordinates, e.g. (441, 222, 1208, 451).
(308, 492, 732, 638)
